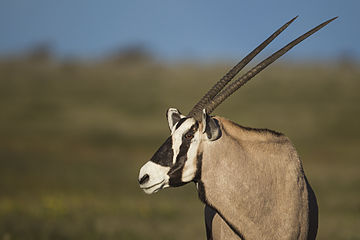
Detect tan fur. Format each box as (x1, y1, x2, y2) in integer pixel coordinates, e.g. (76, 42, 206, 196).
(205, 205, 240, 240)
(200, 117, 317, 240)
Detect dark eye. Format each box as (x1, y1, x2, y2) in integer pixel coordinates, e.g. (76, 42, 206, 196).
(185, 133, 193, 139)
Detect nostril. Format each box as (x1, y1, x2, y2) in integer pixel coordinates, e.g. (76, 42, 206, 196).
(139, 174, 150, 185)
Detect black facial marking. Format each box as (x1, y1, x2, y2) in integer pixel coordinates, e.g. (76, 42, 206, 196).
(168, 134, 192, 186)
(168, 156, 187, 187)
(150, 137, 173, 167)
(175, 117, 188, 130)
(183, 121, 198, 140)
(168, 122, 199, 187)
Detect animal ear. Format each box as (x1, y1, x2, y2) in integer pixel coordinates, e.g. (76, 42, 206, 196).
(166, 108, 184, 131)
(202, 109, 221, 141)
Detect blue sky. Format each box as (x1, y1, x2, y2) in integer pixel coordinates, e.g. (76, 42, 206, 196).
(0, 0, 359, 60)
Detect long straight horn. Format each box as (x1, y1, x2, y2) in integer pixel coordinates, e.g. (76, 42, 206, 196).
(205, 16, 338, 114)
(188, 16, 298, 121)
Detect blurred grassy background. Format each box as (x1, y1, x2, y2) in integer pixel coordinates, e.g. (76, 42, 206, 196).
(0, 53, 359, 239)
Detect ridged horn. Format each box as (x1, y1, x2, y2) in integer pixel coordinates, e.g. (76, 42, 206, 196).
(205, 16, 338, 115)
(188, 16, 299, 121)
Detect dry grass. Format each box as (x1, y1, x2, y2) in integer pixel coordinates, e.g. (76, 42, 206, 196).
(0, 58, 359, 239)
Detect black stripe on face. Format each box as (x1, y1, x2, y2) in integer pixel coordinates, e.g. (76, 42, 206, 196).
(175, 117, 189, 130)
(168, 122, 199, 187)
(149, 137, 174, 167)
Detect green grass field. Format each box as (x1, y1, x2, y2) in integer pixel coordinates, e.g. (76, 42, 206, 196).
(0, 58, 359, 239)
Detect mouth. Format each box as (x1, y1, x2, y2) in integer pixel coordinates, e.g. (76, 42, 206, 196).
(140, 180, 165, 194)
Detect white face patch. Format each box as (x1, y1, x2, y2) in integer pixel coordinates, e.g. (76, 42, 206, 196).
(139, 161, 170, 194)
(181, 130, 201, 182)
(171, 118, 196, 165)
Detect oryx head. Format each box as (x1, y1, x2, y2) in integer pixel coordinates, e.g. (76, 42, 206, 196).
(138, 16, 337, 194)
(139, 108, 221, 194)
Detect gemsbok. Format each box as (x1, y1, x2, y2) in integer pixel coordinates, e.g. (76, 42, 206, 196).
(138, 16, 337, 240)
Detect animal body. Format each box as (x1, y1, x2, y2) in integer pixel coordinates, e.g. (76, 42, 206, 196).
(138, 16, 336, 240)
